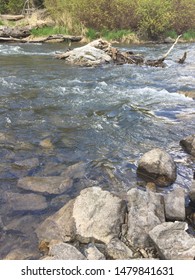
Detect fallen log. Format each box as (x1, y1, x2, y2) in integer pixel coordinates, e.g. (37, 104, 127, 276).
(145, 35, 182, 67)
(0, 26, 31, 38)
(0, 14, 25, 21)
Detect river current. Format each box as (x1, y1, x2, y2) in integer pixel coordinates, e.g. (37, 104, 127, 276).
(0, 42, 195, 259)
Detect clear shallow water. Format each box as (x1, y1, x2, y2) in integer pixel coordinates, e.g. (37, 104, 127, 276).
(0, 42, 195, 259)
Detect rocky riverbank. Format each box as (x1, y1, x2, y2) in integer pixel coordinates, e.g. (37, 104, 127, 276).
(1, 133, 194, 260)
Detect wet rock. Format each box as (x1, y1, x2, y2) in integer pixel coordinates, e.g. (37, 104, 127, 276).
(149, 222, 195, 259)
(84, 244, 106, 260)
(189, 180, 195, 203)
(180, 134, 195, 156)
(48, 241, 86, 260)
(164, 37, 175, 44)
(5, 192, 48, 212)
(12, 158, 39, 170)
(61, 162, 86, 179)
(178, 90, 195, 99)
(39, 138, 54, 149)
(73, 187, 126, 244)
(106, 238, 133, 259)
(36, 199, 76, 242)
(17, 176, 73, 195)
(164, 186, 186, 221)
(137, 148, 177, 187)
(126, 188, 165, 248)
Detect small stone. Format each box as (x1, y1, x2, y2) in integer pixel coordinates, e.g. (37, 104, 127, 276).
(106, 238, 133, 259)
(40, 138, 54, 149)
(84, 244, 105, 260)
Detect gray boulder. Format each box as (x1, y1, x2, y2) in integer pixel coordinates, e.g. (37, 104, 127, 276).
(164, 186, 186, 221)
(36, 187, 126, 246)
(48, 241, 86, 260)
(73, 187, 126, 244)
(189, 180, 195, 203)
(149, 222, 195, 259)
(17, 176, 73, 195)
(126, 188, 165, 248)
(180, 134, 195, 156)
(36, 199, 76, 242)
(137, 148, 177, 187)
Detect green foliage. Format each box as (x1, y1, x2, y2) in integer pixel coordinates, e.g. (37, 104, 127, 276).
(182, 30, 195, 40)
(137, 0, 172, 39)
(170, 0, 195, 34)
(4, 0, 24, 14)
(165, 30, 178, 39)
(86, 28, 99, 40)
(31, 26, 69, 36)
(101, 29, 133, 41)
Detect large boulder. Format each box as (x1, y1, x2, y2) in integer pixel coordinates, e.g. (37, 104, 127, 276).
(126, 188, 165, 248)
(180, 134, 195, 156)
(36, 187, 126, 245)
(73, 187, 126, 244)
(164, 186, 186, 221)
(106, 238, 133, 260)
(36, 199, 76, 242)
(137, 148, 177, 187)
(149, 222, 195, 259)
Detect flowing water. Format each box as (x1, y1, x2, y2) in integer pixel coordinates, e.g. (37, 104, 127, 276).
(0, 42, 195, 259)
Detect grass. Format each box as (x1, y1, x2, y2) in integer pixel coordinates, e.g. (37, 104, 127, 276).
(182, 30, 195, 41)
(0, 20, 4, 25)
(31, 26, 69, 37)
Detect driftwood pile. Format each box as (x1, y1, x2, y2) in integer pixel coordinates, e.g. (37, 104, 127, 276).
(56, 36, 187, 67)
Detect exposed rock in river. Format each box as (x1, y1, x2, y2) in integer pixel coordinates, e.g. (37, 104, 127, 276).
(149, 222, 195, 259)
(180, 134, 195, 157)
(137, 148, 177, 187)
(48, 241, 86, 260)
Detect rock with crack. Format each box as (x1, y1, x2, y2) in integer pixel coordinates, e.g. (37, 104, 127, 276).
(164, 186, 186, 221)
(137, 148, 177, 187)
(149, 222, 195, 259)
(36, 187, 126, 246)
(126, 188, 165, 248)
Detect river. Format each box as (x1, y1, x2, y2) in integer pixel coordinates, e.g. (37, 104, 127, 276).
(0, 42, 195, 259)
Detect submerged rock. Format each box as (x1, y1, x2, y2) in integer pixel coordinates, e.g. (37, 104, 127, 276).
(5, 192, 48, 212)
(180, 134, 195, 156)
(12, 158, 39, 170)
(149, 222, 195, 259)
(126, 188, 165, 248)
(164, 186, 186, 221)
(17, 176, 73, 195)
(137, 148, 177, 187)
